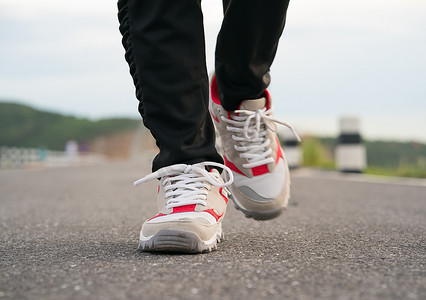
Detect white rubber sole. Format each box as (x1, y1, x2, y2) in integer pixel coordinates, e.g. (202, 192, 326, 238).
(139, 226, 223, 254)
(229, 192, 286, 220)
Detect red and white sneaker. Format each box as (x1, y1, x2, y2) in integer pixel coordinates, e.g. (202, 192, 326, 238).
(134, 162, 233, 253)
(209, 76, 300, 220)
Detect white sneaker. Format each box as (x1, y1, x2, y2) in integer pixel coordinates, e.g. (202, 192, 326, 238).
(134, 162, 233, 253)
(209, 75, 300, 220)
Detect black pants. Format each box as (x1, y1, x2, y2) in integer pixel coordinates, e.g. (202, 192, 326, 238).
(118, 0, 290, 171)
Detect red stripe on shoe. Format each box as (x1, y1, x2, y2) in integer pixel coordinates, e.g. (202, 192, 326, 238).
(251, 137, 283, 175)
(203, 209, 224, 221)
(250, 137, 283, 176)
(275, 136, 284, 163)
(173, 204, 196, 213)
(148, 213, 166, 221)
(224, 155, 245, 176)
(210, 76, 221, 105)
(219, 188, 228, 204)
(264, 90, 271, 110)
(252, 164, 269, 176)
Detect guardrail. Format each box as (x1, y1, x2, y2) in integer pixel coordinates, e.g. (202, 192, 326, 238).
(0, 146, 106, 169)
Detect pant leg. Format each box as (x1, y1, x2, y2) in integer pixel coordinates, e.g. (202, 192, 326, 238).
(118, 0, 223, 171)
(215, 0, 291, 111)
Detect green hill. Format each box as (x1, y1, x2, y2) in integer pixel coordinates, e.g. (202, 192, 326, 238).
(0, 102, 140, 150)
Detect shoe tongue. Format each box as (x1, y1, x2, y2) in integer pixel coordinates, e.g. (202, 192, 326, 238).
(239, 97, 266, 111)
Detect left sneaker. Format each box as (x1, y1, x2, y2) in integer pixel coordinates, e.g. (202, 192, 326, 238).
(133, 162, 233, 253)
(209, 75, 300, 220)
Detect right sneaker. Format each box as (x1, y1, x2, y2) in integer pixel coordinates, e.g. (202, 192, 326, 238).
(134, 162, 233, 253)
(209, 75, 300, 220)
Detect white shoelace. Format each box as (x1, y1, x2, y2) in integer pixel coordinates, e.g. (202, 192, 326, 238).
(222, 107, 301, 168)
(133, 162, 233, 210)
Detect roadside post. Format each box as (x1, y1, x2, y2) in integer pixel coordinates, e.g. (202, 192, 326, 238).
(335, 116, 366, 173)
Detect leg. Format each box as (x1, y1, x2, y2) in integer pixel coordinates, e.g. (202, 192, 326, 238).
(118, 0, 231, 254)
(118, 0, 222, 171)
(215, 0, 290, 110)
(210, 0, 298, 220)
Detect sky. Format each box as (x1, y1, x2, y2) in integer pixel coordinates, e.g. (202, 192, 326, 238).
(1, 0, 425, 142)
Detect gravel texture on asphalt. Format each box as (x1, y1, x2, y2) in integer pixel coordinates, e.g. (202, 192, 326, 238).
(1, 161, 425, 300)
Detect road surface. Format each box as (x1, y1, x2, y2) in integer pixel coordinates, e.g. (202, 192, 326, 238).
(1, 161, 425, 299)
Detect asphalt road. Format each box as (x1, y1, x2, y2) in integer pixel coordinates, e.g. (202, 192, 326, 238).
(0, 161, 425, 300)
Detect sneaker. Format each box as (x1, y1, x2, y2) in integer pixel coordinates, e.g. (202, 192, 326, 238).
(209, 76, 300, 220)
(133, 162, 233, 253)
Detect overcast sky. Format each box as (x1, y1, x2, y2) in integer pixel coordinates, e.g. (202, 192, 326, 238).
(1, 0, 425, 142)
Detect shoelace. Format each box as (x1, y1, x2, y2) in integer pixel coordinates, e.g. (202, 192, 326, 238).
(222, 107, 301, 168)
(133, 162, 233, 210)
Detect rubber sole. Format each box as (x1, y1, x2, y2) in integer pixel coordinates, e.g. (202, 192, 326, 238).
(229, 193, 286, 220)
(139, 229, 222, 254)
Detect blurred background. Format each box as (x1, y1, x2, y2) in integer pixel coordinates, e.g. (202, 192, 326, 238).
(1, 0, 425, 177)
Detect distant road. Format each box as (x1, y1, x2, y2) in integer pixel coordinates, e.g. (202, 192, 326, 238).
(1, 162, 425, 300)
